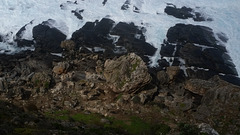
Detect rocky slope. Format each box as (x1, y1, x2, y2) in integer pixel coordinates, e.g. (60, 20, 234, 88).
(0, 4, 240, 134)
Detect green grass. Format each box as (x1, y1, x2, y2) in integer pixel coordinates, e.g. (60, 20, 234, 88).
(14, 128, 37, 135)
(71, 113, 102, 124)
(44, 110, 171, 135)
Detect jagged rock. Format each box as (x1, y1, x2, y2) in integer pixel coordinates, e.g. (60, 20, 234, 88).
(157, 70, 169, 85)
(33, 19, 66, 53)
(185, 79, 216, 95)
(61, 40, 76, 51)
(102, 0, 107, 6)
(180, 43, 237, 75)
(71, 9, 84, 20)
(167, 24, 217, 46)
(138, 86, 158, 104)
(53, 62, 70, 75)
(164, 5, 211, 21)
(71, 18, 156, 62)
(0, 78, 6, 92)
(72, 18, 115, 49)
(159, 23, 238, 83)
(111, 22, 157, 59)
(15, 21, 34, 47)
(0, 35, 3, 42)
(121, 0, 130, 10)
(166, 66, 181, 81)
(104, 53, 151, 93)
(195, 80, 240, 134)
(198, 123, 219, 135)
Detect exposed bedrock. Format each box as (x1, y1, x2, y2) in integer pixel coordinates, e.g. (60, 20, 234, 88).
(159, 23, 239, 84)
(0, 35, 3, 42)
(71, 18, 157, 63)
(164, 4, 212, 21)
(14, 21, 34, 47)
(32, 19, 67, 53)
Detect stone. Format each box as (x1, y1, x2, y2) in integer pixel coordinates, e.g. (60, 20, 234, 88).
(15, 22, 34, 47)
(184, 79, 216, 95)
(166, 66, 181, 81)
(104, 53, 151, 93)
(71, 9, 84, 20)
(0, 78, 6, 91)
(164, 5, 210, 21)
(53, 62, 70, 75)
(138, 86, 158, 104)
(195, 82, 240, 134)
(33, 19, 66, 53)
(198, 123, 219, 135)
(60, 40, 76, 51)
(121, 0, 130, 10)
(167, 24, 216, 46)
(157, 70, 170, 85)
(71, 18, 156, 63)
(31, 72, 52, 91)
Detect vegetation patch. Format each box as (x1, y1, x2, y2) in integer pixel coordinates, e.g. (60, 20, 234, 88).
(14, 128, 37, 135)
(44, 110, 171, 135)
(178, 123, 203, 135)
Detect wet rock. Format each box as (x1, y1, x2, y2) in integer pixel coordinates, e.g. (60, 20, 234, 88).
(71, 18, 156, 63)
(15, 21, 34, 47)
(185, 79, 216, 95)
(71, 18, 115, 53)
(0, 35, 3, 42)
(160, 23, 238, 84)
(33, 19, 66, 53)
(104, 53, 151, 93)
(121, 0, 130, 10)
(164, 5, 211, 21)
(111, 22, 157, 59)
(71, 9, 84, 20)
(167, 24, 217, 46)
(102, 0, 107, 6)
(180, 43, 237, 75)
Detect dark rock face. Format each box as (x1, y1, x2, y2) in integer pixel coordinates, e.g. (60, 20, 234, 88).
(102, 0, 107, 5)
(111, 22, 156, 57)
(15, 22, 34, 47)
(32, 20, 67, 53)
(159, 23, 238, 83)
(121, 0, 130, 10)
(0, 35, 3, 42)
(71, 18, 156, 62)
(164, 5, 212, 21)
(60, 1, 78, 10)
(71, 9, 84, 20)
(166, 24, 217, 46)
(72, 18, 115, 50)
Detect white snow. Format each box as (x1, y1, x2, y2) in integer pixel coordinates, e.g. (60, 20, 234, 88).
(0, 0, 240, 75)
